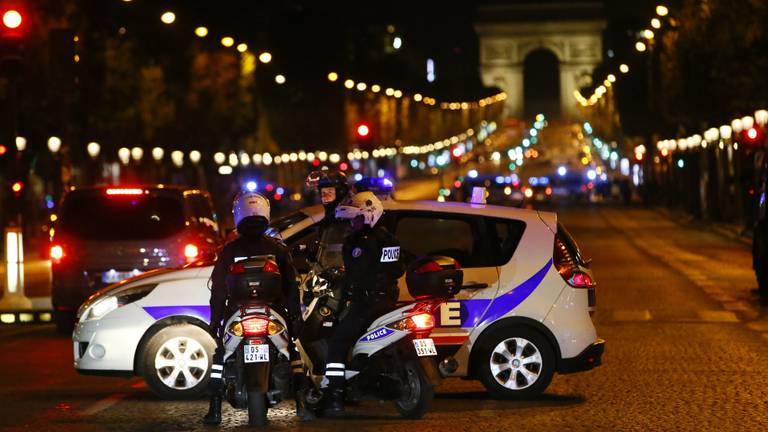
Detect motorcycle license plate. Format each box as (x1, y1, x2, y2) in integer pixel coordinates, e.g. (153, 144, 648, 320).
(413, 338, 437, 357)
(243, 344, 270, 363)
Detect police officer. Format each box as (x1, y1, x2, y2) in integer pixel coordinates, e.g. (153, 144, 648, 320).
(322, 191, 405, 416)
(203, 191, 310, 424)
(305, 170, 351, 269)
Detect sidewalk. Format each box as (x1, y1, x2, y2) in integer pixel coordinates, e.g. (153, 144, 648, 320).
(655, 206, 753, 248)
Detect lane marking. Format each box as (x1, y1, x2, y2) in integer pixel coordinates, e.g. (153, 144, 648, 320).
(81, 392, 129, 416)
(612, 310, 652, 321)
(697, 310, 740, 323)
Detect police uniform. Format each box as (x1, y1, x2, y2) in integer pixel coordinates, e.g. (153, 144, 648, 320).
(323, 225, 405, 386)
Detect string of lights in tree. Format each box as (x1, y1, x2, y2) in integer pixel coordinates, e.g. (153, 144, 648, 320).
(650, 110, 768, 162)
(575, 4, 671, 107)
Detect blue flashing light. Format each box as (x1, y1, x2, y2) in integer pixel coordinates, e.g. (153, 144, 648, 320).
(245, 181, 258, 192)
(677, 159, 684, 168)
(557, 166, 567, 177)
(495, 176, 505, 184)
(529, 177, 539, 186)
(45, 195, 55, 209)
(468, 169, 478, 179)
(354, 177, 394, 195)
(539, 177, 550, 186)
(353, 173, 363, 181)
(587, 169, 597, 181)
(276, 187, 285, 195)
(410, 159, 418, 168)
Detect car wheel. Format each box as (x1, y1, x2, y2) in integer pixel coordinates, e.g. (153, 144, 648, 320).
(140, 324, 215, 399)
(476, 327, 554, 399)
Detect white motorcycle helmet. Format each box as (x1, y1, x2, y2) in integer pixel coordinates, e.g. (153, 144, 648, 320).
(335, 191, 383, 228)
(233, 191, 271, 228)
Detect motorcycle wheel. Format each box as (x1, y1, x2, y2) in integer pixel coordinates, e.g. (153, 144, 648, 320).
(247, 390, 267, 426)
(394, 360, 434, 419)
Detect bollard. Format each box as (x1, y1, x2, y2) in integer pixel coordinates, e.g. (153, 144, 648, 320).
(0, 227, 33, 310)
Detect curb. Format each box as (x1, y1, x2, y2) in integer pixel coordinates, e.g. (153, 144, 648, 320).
(654, 207, 753, 248)
(0, 310, 54, 325)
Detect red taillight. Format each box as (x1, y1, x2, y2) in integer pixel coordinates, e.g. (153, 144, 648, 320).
(545, 187, 552, 196)
(230, 262, 245, 274)
(106, 188, 144, 196)
(262, 260, 279, 273)
(554, 235, 594, 289)
(50, 244, 64, 262)
(415, 261, 442, 274)
(241, 317, 269, 336)
(184, 244, 199, 260)
(410, 313, 435, 331)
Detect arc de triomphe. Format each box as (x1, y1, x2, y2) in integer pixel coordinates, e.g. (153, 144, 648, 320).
(475, 3, 605, 121)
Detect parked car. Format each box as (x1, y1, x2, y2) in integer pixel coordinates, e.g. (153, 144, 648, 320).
(52, 185, 221, 333)
(73, 199, 603, 399)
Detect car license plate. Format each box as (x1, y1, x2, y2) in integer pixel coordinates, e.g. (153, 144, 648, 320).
(243, 344, 270, 363)
(413, 338, 437, 357)
(535, 194, 545, 201)
(101, 271, 140, 284)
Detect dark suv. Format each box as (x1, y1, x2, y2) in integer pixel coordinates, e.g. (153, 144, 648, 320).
(51, 185, 221, 332)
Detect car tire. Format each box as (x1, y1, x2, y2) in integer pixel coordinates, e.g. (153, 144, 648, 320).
(476, 327, 554, 399)
(140, 324, 216, 399)
(54, 310, 76, 335)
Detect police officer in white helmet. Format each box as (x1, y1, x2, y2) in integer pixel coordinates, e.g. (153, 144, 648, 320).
(321, 191, 405, 416)
(203, 190, 311, 424)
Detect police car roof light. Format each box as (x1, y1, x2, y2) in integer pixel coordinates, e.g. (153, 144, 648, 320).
(354, 177, 394, 196)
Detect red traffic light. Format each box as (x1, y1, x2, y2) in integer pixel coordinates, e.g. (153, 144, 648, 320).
(11, 181, 24, 193)
(356, 123, 370, 138)
(2, 10, 22, 29)
(743, 127, 763, 145)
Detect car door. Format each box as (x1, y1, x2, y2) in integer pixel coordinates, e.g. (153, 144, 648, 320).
(388, 210, 503, 350)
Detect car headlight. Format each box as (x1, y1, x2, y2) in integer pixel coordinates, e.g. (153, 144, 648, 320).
(80, 284, 158, 322)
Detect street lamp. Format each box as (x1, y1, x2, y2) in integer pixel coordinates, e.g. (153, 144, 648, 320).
(87, 142, 100, 158)
(651, 18, 661, 29)
(239, 152, 250, 166)
(741, 115, 755, 130)
(731, 118, 743, 134)
(131, 147, 143, 162)
(160, 11, 175, 24)
(756, 109, 768, 127)
(152, 147, 164, 161)
(344, 79, 355, 89)
(262, 153, 273, 166)
(356, 82, 367, 91)
(195, 26, 208, 37)
(275, 74, 286, 84)
(656, 5, 669, 16)
(252, 153, 262, 165)
(47, 136, 62, 153)
(213, 152, 225, 165)
(619, 64, 629, 73)
(189, 150, 201, 164)
(15, 136, 26, 152)
(258, 52, 272, 63)
(237, 43, 248, 53)
(327, 72, 338, 82)
(228, 153, 238, 167)
(635, 41, 647, 52)
(221, 37, 234, 47)
(118, 147, 130, 165)
(171, 150, 184, 168)
(642, 29, 654, 39)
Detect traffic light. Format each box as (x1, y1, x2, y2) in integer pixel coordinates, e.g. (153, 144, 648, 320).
(742, 127, 764, 146)
(355, 122, 373, 148)
(2, 9, 22, 32)
(1, 7, 25, 67)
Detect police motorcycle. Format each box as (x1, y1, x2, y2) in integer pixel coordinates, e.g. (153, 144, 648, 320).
(296, 255, 463, 418)
(218, 255, 293, 426)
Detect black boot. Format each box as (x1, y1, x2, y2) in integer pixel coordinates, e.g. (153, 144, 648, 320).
(202, 396, 222, 425)
(292, 373, 315, 421)
(322, 388, 345, 417)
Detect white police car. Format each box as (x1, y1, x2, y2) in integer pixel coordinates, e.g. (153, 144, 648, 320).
(73, 199, 603, 399)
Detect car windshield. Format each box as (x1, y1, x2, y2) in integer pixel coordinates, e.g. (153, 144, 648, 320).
(59, 191, 186, 240)
(266, 211, 309, 238)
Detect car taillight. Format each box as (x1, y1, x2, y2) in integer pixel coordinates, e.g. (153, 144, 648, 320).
(545, 187, 552, 196)
(554, 235, 595, 289)
(230, 262, 245, 274)
(262, 260, 279, 273)
(50, 244, 64, 263)
(184, 243, 199, 261)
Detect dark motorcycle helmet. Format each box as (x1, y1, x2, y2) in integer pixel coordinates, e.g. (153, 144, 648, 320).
(306, 170, 349, 212)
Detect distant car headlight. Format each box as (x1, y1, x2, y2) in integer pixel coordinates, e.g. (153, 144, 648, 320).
(79, 284, 158, 322)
